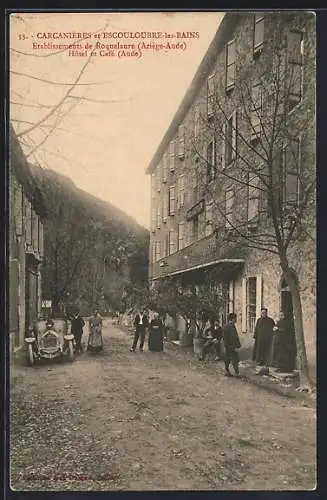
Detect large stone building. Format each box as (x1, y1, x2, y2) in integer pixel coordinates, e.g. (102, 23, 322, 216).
(9, 125, 47, 355)
(146, 12, 316, 368)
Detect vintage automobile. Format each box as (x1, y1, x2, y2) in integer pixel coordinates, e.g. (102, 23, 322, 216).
(24, 317, 75, 365)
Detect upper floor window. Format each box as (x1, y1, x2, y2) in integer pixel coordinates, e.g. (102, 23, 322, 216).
(283, 138, 301, 207)
(223, 111, 237, 168)
(178, 124, 185, 158)
(178, 222, 185, 250)
(156, 163, 161, 192)
(225, 189, 235, 229)
(169, 185, 176, 215)
(169, 227, 176, 255)
(253, 14, 264, 55)
(247, 174, 260, 225)
(169, 140, 176, 172)
(193, 103, 200, 139)
(162, 194, 168, 223)
(177, 174, 186, 208)
(250, 83, 262, 142)
(162, 153, 168, 183)
(226, 39, 236, 91)
(205, 201, 214, 236)
(156, 202, 161, 229)
(151, 203, 156, 233)
(206, 139, 217, 183)
(151, 173, 156, 196)
(207, 74, 215, 117)
(287, 31, 304, 112)
(155, 240, 161, 262)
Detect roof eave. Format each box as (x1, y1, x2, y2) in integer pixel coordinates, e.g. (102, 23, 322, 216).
(145, 12, 241, 175)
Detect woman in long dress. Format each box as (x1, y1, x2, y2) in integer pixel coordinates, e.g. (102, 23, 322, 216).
(87, 309, 103, 353)
(273, 311, 297, 372)
(148, 313, 164, 352)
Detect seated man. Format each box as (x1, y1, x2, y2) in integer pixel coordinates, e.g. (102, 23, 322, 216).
(200, 318, 223, 361)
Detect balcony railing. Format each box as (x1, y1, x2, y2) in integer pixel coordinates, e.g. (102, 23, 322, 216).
(151, 230, 247, 279)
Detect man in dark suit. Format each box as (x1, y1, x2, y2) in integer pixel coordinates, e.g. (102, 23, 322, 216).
(130, 308, 149, 352)
(70, 310, 85, 354)
(222, 313, 241, 377)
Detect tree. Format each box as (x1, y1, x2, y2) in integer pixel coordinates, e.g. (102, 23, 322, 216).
(192, 13, 315, 388)
(10, 14, 130, 164)
(149, 269, 224, 338)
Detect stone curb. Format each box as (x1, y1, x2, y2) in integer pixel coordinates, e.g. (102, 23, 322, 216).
(164, 339, 316, 408)
(91, 324, 317, 408)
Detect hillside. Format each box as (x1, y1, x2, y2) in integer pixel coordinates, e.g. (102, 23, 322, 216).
(29, 164, 149, 315)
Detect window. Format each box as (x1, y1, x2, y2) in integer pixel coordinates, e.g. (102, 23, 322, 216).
(178, 222, 185, 250)
(162, 152, 168, 182)
(287, 31, 304, 111)
(247, 174, 260, 224)
(151, 242, 156, 263)
(247, 277, 257, 333)
(207, 74, 215, 117)
(192, 170, 198, 205)
(162, 194, 168, 222)
(155, 241, 161, 262)
(206, 139, 216, 183)
(226, 39, 236, 91)
(283, 138, 300, 207)
(156, 202, 161, 229)
(251, 84, 262, 141)
(151, 202, 156, 232)
(169, 140, 176, 172)
(156, 164, 161, 192)
(169, 228, 176, 255)
(205, 201, 213, 236)
(32, 209, 38, 250)
(164, 233, 169, 257)
(178, 124, 185, 158)
(221, 281, 235, 325)
(253, 14, 264, 55)
(177, 174, 185, 208)
(169, 185, 176, 215)
(193, 103, 200, 138)
(225, 189, 234, 229)
(224, 111, 237, 167)
(25, 200, 32, 245)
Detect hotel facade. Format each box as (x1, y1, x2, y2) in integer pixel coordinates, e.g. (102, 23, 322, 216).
(146, 12, 316, 367)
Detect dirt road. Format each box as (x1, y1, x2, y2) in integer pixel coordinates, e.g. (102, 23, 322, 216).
(10, 319, 316, 491)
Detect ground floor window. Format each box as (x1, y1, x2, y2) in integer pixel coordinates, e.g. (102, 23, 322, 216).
(242, 275, 263, 333)
(247, 277, 257, 333)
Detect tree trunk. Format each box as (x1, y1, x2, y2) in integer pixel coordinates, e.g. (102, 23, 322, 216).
(281, 265, 314, 389)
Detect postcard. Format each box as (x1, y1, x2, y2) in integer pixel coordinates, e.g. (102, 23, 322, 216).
(8, 10, 316, 492)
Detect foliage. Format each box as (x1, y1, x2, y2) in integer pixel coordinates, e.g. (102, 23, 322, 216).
(30, 164, 149, 315)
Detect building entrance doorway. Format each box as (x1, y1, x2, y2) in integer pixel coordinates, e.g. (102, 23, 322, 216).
(280, 278, 294, 326)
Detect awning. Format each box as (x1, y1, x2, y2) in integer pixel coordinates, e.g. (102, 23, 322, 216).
(152, 258, 245, 281)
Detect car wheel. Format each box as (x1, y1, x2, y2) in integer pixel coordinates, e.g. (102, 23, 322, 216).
(68, 340, 74, 362)
(27, 344, 34, 366)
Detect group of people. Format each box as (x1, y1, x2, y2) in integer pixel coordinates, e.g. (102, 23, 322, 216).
(62, 304, 296, 378)
(127, 306, 296, 377)
(198, 306, 297, 376)
(69, 308, 104, 354)
(130, 309, 164, 353)
(253, 307, 297, 373)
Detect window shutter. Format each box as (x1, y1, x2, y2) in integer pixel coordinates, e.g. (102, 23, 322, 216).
(229, 280, 234, 313)
(232, 111, 237, 160)
(222, 123, 226, 169)
(38, 220, 44, 257)
(241, 277, 247, 332)
(255, 274, 263, 320)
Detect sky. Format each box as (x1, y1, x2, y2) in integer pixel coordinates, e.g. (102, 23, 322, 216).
(10, 12, 224, 228)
